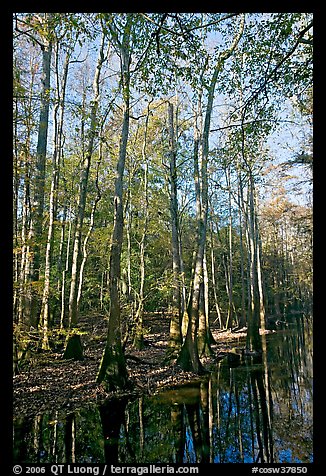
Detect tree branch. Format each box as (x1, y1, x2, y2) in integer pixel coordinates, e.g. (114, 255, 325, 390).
(244, 20, 313, 110)
(184, 13, 242, 34)
(210, 118, 298, 132)
(14, 14, 45, 48)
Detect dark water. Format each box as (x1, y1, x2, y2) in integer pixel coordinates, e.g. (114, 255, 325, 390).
(13, 316, 313, 464)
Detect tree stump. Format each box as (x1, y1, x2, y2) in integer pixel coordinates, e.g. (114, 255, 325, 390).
(63, 334, 84, 360)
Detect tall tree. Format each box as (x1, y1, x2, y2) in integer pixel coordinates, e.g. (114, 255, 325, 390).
(68, 23, 109, 327)
(15, 13, 54, 326)
(97, 14, 134, 390)
(177, 14, 245, 372)
(166, 100, 183, 359)
(39, 34, 72, 349)
(13, 41, 38, 326)
(133, 103, 151, 350)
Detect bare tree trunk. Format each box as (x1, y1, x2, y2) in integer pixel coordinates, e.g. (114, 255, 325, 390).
(198, 250, 215, 356)
(209, 219, 223, 328)
(203, 252, 210, 327)
(39, 41, 70, 349)
(57, 201, 67, 294)
(181, 248, 196, 338)
(177, 16, 244, 371)
(76, 163, 102, 311)
(60, 207, 72, 329)
(15, 57, 37, 326)
(176, 99, 205, 374)
(68, 32, 107, 327)
(133, 108, 150, 349)
(96, 100, 130, 387)
(13, 96, 21, 320)
(246, 173, 262, 353)
(237, 173, 247, 328)
(179, 236, 187, 322)
(17, 155, 32, 326)
(27, 20, 53, 327)
(76, 122, 104, 312)
(122, 172, 134, 345)
(166, 101, 183, 359)
(225, 165, 235, 329)
(255, 207, 266, 331)
(97, 18, 132, 389)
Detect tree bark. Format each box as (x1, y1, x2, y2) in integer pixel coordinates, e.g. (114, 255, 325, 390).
(76, 155, 102, 311)
(96, 100, 130, 388)
(246, 173, 262, 353)
(25, 16, 53, 327)
(177, 16, 244, 370)
(97, 17, 132, 389)
(32, 39, 52, 276)
(237, 172, 247, 328)
(225, 165, 236, 329)
(209, 219, 223, 328)
(68, 31, 107, 327)
(39, 41, 70, 349)
(176, 99, 205, 374)
(60, 208, 72, 329)
(133, 104, 151, 350)
(166, 101, 183, 359)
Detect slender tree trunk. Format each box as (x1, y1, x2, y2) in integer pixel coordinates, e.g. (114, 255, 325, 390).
(198, 250, 215, 356)
(181, 248, 196, 338)
(76, 155, 102, 311)
(177, 17, 245, 369)
(244, 190, 253, 329)
(204, 251, 216, 344)
(13, 98, 20, 319)
(209, 220, 223, 328)
(15, 58, 37, 326)
(177, 61, 217, 372)
(237, 174, 247, 328)
(17, 156, 32, 326)
(134, 105, 151, 350)
(166, 101, 183, 358)
(246, 173, 262, 353)
(176, 99, 205, 374)
(39, 152, 57, 349)
(28, 26, 53, 327)
(122, 173, 134, 345)
(255, 208, 266, 331)
(133, 168, 148, 349)
(97, 21, 132, 389)
(203, 252, 210, 328)
(39, 42, 70, 349)
(225, 165, 235, 329)
(179, 236, 187, 321)
(60, 207, 72, 329)
(68, 32, 107, 327)
(96, 98, 130, 388)
(57, 202, 67, 294)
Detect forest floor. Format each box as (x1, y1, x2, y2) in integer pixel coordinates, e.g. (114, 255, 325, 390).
(13, 312, 272, 418)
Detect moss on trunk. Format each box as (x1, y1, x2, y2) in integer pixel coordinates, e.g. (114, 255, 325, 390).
(63, 334, 84, 360)
(96, 341, 129, 392)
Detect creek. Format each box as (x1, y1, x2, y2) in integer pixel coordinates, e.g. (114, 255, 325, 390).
(13, 315, 313, 464)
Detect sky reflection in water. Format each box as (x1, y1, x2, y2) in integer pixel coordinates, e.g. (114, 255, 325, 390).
(13, 316, 313, 464)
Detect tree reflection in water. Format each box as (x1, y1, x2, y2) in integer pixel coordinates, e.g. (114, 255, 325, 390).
(13, 316, 313, 464)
